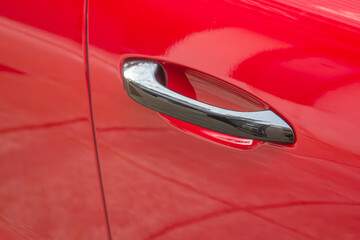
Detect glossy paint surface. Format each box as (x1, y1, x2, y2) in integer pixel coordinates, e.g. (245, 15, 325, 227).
(88, 0, 360, 239)
(0, 1, 109, 239)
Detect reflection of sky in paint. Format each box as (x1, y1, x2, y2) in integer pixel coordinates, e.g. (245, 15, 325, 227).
(315, 6, 360, 22)
(165, 28, 290, 77)
(224, 0, 360, 28)
(274, 0, 360, 27)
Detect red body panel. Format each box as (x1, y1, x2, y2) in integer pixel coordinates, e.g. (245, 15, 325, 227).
(0, 1, 109, 239)
(1, 0, 360, 239)
(88, 0, 360, 239)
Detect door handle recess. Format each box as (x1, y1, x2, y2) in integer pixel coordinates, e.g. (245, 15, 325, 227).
(123, 59, 295, 143)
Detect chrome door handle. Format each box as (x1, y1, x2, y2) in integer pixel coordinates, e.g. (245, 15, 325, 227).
(123, 60, 295, 143)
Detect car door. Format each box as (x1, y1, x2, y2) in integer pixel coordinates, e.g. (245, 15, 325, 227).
(87, 0, 360, 239)
(0, 0, 109, 239)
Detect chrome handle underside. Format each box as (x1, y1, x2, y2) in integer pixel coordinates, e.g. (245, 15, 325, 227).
(122, 60, 295, 143)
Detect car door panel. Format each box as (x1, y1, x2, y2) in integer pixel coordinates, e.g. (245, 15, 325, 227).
(87, 0, 360, 239)
(0, 1, 109, 239)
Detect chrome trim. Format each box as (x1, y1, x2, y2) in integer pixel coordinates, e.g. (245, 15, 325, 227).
(123, 60, 295, 143)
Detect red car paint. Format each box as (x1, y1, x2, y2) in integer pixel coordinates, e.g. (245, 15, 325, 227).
(1, 0, 360, 239)
(0, 0, 109, 239)
(88, 0, 360, 239)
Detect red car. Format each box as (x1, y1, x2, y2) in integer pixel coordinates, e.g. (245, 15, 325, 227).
(1, 0, 360, 239)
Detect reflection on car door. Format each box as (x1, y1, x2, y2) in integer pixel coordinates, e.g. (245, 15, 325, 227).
(88, 0, 360, 239)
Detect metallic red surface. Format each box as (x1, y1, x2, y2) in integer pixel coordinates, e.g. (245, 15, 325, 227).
(0, 0, 109, 239)
(88, 0, 360, 239)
